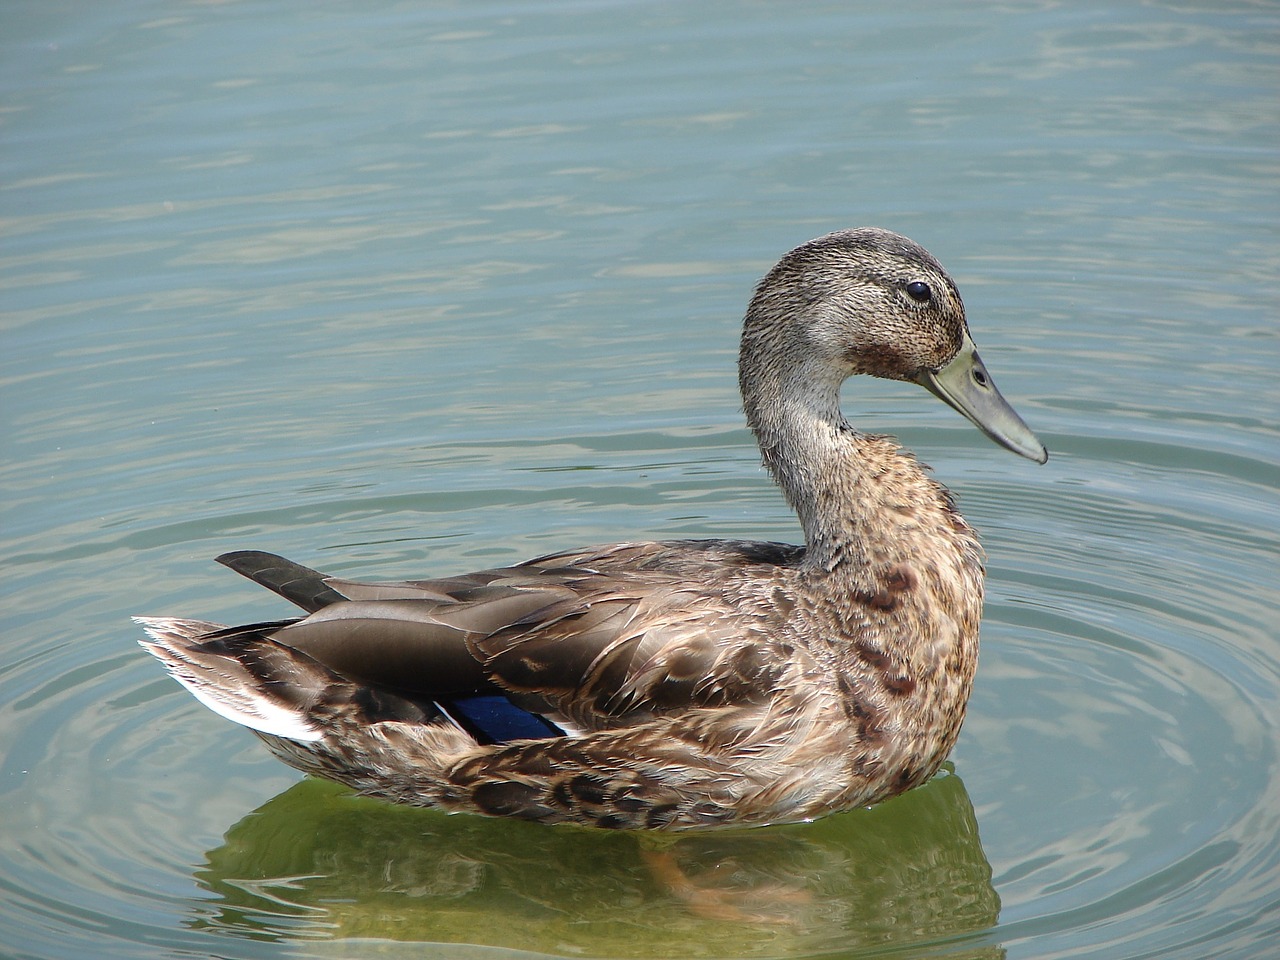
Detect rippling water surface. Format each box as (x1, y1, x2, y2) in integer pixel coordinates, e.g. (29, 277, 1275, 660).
(3, 3, 1277, 959)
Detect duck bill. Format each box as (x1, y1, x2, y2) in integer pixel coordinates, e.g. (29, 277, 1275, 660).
(914, 333, 1048, 463)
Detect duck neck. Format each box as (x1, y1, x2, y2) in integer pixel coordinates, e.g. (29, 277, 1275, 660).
(741, 356, 892, 572)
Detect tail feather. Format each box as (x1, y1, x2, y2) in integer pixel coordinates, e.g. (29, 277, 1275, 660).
(136, 616, 325, 742)
(215, 551, 346, 613)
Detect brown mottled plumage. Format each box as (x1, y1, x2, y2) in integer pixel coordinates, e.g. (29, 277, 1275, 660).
(137, 228, 1046, 830)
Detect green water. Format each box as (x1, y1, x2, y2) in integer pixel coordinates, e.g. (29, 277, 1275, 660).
(2, 2, 1277, 958)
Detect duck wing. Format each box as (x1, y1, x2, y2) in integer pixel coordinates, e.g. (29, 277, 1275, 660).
(218, 543, 803, 739)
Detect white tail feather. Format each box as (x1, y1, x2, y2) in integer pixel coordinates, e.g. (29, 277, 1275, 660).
(135, 616, 323, 742)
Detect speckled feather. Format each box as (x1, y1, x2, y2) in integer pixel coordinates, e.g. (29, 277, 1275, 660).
(137, 227, 1041, 830)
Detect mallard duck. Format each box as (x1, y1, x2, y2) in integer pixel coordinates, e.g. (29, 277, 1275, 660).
(138, 228, 1046, 831)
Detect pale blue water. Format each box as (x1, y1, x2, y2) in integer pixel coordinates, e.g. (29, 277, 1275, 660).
(3, 2, 1278, 959)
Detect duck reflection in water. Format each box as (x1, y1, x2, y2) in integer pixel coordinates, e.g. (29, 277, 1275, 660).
(191, 767, 1001, 954)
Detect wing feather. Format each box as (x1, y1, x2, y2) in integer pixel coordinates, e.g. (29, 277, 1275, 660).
(220, 541, 806, 736)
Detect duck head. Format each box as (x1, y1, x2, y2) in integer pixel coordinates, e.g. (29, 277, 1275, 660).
(740, 227, 1048, 463)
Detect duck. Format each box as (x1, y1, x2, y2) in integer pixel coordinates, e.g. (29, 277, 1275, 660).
(137, 227, 1047, 831)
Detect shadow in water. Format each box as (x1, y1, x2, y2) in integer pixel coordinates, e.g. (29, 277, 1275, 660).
(191, 767, 1001, 958)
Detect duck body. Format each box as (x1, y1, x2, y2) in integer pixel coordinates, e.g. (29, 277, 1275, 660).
(139, 228, 1045, 830)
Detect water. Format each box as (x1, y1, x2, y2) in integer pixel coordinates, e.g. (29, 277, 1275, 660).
(3, 2, 1277, 958)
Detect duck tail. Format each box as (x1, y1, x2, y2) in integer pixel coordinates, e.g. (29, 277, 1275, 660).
(135, 616, 327, 742)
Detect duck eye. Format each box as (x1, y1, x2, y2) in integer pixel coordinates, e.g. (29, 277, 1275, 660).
(905, 281, 932, 303)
